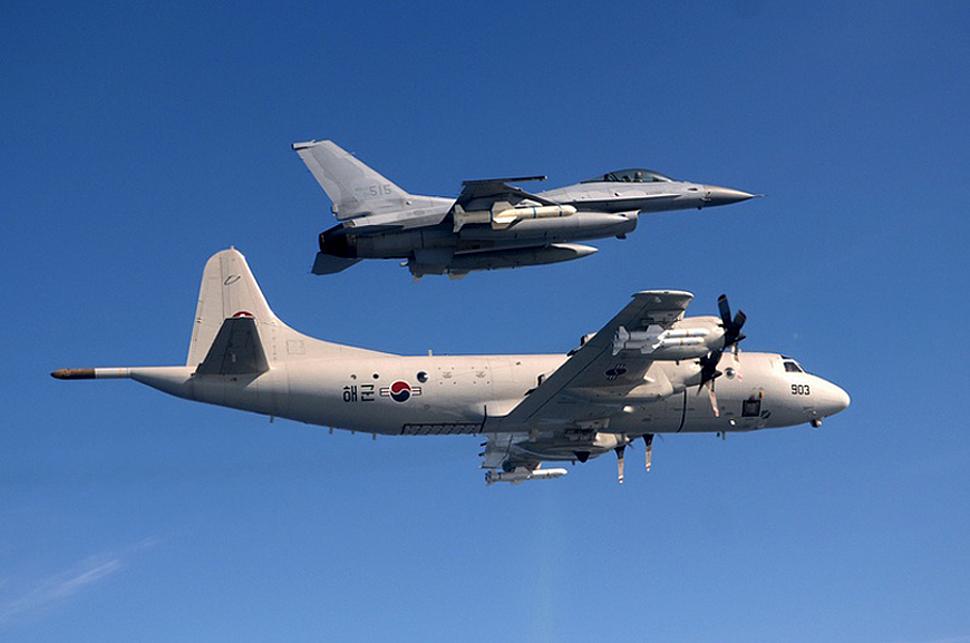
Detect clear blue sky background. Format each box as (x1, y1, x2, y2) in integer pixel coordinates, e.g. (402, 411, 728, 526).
(3, 2, 969, 641)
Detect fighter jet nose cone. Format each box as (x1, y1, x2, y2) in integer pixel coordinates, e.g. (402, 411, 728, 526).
(702, 186, 757, 206)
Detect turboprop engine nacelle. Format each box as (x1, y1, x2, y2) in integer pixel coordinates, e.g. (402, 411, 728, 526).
(485, 466, 569, 485)
(454, 202, 577, 231)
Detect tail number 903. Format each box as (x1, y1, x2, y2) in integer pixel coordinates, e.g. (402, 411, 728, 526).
(791, 384, 811, 396)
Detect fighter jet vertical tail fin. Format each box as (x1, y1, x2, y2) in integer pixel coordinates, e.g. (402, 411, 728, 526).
(186, 248, 280, 367)
(292, 139, 411, 221)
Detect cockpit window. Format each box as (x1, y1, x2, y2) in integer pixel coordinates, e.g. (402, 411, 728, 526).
(783, 361, 804, 373)
(582, 168, 674, 184)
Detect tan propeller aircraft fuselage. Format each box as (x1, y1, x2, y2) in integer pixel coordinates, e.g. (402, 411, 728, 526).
(54, 249, 849, 484)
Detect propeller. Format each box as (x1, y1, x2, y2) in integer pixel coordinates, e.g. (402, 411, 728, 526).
(693, 295, 748, 418)
(642, 434, 653, 472)
(614, 445, 626, 484)
(697, 349, 723, 418)
(698, 349, 723, 385)
(717, 294, 747, 352)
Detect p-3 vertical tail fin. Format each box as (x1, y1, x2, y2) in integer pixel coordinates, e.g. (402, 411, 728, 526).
(187, 248, 279, 368)
(187, 247, 389, 370)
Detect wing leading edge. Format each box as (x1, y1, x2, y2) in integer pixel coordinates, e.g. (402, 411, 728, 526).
(497, 290, 694, 428)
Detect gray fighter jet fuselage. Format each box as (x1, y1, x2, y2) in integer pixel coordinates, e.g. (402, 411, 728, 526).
(293, 141, 756, 278)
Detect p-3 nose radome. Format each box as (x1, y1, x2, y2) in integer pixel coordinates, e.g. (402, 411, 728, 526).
(819, 380, 851, 418)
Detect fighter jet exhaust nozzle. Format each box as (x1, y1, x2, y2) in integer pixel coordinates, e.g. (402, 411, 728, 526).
(319, 226, 358, 258)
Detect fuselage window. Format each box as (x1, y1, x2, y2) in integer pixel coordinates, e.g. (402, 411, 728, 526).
(783, 361, 803, 373)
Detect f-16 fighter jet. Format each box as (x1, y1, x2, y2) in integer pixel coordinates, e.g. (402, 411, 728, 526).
(53, 249, 849, 484)
(293, 140, 757, 278)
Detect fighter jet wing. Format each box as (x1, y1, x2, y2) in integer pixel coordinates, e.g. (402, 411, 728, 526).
(454, 176, 559, 210)
(499, 290, 694, 427)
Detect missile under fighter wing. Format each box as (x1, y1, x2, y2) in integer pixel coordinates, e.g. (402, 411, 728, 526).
(292, 140, 758, 278)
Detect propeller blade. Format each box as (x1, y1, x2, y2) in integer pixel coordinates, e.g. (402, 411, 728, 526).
(718, 294, 732, 327)
(615, 445, 626, 484)
(699, 349, 723, 386)
(643, 434, 653, 472)
(733, 309, 747, 333)
(707, 380, 720, 417)
(717, 294, 747, 348)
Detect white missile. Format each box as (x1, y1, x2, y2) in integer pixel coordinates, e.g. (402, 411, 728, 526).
(491, 204, 577, 229)
(485, 466, 569, 485)
(453, 203, 577, 231)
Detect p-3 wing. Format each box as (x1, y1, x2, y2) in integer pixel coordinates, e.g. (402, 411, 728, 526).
(498, 290, 694, 428)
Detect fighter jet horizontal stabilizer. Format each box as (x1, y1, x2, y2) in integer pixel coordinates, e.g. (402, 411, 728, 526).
(312, 252, 361, 275)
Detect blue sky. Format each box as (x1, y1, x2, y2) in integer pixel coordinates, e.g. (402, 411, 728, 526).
(2, 2, 969, 641)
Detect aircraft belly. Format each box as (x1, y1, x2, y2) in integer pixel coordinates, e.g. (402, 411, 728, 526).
(355, 228, 455, 258)
(187, 368, 289, 418)
(608, 391, 687, 434)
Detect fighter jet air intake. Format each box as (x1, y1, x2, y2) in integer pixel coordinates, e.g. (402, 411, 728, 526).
(293, 140, 757, 278)
(53, 249, 849, 484)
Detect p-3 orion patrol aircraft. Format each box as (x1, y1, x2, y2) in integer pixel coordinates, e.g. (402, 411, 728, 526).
(53, 249, 849, 484)
(293, 140, 756, 278)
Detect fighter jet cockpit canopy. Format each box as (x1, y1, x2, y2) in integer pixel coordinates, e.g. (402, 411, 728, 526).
(582, 168, 674, 183)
